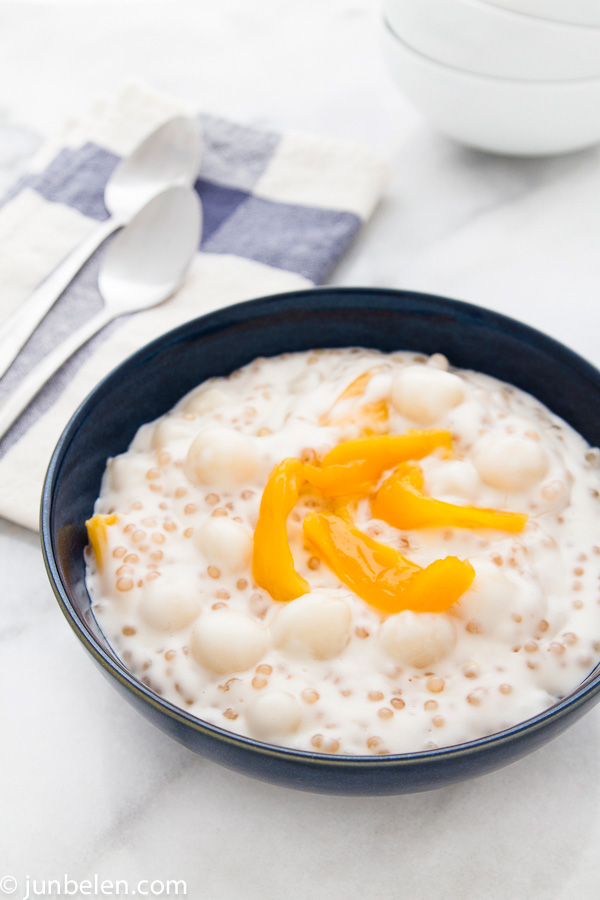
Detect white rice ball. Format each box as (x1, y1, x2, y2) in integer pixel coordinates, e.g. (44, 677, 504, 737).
(191, 609, 268, 674)
(473, 434, 548, 492)
(246, 690, 302, 740)
(138, 578, 201, 633)
(457, 559, 546, 644)
(184, 427, 260, 487)
(195, 517, 252, 573)
(379, 610, 457, 668)
(424, 459, 480, 503)
(272, 589, 351, 660)
(391, 366, 465, 425)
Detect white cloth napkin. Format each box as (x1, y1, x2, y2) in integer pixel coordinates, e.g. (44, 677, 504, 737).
(0, 82, 387, 531)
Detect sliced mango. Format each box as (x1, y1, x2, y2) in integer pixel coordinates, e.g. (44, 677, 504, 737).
(252, 458, 310, 602)
(322, 399, 390, 438)
(304, 430, 452, 498)
(85, 513, 117, 571)
(303, 509, 474, 615)
(372, 462, 528, 533)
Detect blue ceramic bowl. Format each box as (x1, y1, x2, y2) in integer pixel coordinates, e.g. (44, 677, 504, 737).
(41, 287, 600, 795)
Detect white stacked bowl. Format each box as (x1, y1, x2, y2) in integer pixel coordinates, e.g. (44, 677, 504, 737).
(382, 0, 600, 156)
(481, 0, 600, 28)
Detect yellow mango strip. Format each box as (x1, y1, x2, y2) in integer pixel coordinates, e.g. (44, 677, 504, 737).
(323, 400, 390, 438)
(85, 513, 118, 571)
(319, 368, 390, 435)
(320, 368, 381, 421)
(303, 430, 452, 498)
(252, 458, 310, 602)
(303, 510, 474, 615)
(335, 370, 376, 402)
(373, 462, 528, 533)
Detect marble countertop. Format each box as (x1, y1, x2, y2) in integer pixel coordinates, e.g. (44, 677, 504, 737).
(2, 1, 600, 897)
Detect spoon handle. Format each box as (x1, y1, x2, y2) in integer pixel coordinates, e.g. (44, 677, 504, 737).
(0, 306, 113, 441)
(0, 216, 120, 382)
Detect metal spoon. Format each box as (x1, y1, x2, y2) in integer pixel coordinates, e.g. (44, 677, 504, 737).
(0, 185, 202, 439)
(0, 115, 202, 380)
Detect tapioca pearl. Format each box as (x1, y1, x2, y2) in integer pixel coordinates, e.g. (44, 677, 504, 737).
(271, 590, 352, 661)
(472, 434, 548, 492)
(106, 454, 151, 493)
(538, 479, 569, 513)
(184, 386, 231, 416)
(428, 353, 449, 371)
(585, 448, 600, 468)
(151, 415, 195, 450)
(116, 577, 134, 593)
(138, 579, 201, 632)
(302, 688, 320, 704)
(249, 592, 270, 620)
(391, 366, 465, 425)
(184, 428, 260, 487)
(256, 664, 272, 675)
(457, 559, 546, 644)
(462, 661, 480, 679)
(194, 517, 252, 574)
(424, 459, 480, 503)
(467, 689, 486, 706)
(379, 611, 457, 669)
(191, 609, 268, 674)
(245, 690, 302, 740)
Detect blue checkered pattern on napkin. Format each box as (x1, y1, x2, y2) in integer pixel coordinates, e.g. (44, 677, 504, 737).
(5, 115, 364, 283)
(0, 83, 386, 529)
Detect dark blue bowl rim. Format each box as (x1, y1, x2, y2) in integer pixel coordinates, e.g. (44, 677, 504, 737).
(40, 285, 600, 767)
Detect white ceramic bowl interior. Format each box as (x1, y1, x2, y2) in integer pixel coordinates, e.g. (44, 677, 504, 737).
(382, 19, 600, 156)
(480, 0, 600, 28)
(383, 0, 600, 80)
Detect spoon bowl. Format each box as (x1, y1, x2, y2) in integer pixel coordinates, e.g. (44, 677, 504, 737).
(105, 116, 203, 222)
(99, 185, 202, 312)
(0, 116, 202, 381)
(0, 185, 202, 440)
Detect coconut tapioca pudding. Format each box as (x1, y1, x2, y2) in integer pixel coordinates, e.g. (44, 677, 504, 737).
(85, 349, 600, 755)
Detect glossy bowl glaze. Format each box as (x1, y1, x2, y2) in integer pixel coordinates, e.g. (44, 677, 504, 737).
(41, 287, 600, 795)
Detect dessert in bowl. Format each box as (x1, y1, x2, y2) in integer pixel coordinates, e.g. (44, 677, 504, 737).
(42, 288, 600, 794)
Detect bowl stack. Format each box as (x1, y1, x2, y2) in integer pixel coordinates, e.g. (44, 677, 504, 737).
(382, 0, 600, 156)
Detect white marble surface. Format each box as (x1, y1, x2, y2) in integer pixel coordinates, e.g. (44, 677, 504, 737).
(2, 1, 600, 897)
